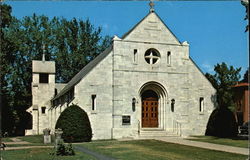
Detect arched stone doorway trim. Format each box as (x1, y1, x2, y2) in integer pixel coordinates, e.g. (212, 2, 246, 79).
(139, 81, 168, 130)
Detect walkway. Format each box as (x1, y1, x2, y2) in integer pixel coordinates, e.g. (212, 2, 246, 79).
(4, 146, 53, 151)
(4, 137, 30, 145)
(2, 137, 53, 151)
(75, 146, 116, 160)
(153, 137, 249, 155)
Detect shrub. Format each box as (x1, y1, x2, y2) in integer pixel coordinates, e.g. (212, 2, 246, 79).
(55, 104, 92, 142)
(56, 142, 75, 156)
(205, 107, 238, 138)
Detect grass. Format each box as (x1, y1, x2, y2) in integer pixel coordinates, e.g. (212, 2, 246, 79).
(1, 137, 13, 142)
(2, 135, 248, 160)
(187, 136, 249, 148)
(0, 148, 97, 160)
(77, 140, 248, 160)
(2, 135, 54, 147)
(18, 135, 55, 144)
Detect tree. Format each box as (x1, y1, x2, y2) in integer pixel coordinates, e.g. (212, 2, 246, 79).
(52, 18, 111, 82)
(55, 104, 92, 142)
(205, 107, 238, 138)
(205, 62, 241, 110)
(0, 4, 17, 136)
(241, 0, 249, 32)
(1, 4, 111, 135)
(241, 68, 249, 82)
(205, 62, 241, 138)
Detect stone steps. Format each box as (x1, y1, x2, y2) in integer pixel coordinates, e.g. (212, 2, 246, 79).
(139, 130, 178, 137)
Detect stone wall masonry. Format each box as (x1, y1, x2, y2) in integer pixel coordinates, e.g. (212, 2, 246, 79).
(124, 13, 180, 45)
(30, 11, 216, 139)
(31, 65, 55, 134)
(111, 27, 215, 138)
(73, 52, 113, 140)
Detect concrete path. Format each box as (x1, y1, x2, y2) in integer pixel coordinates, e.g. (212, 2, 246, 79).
(5, 146, 53, 151)
(3, 137, 30, 145)
(2, 137, 51, 151)
(74, 146, 116, 160)
(1, 138, 30, 150)
(152, 137, 249, 155)
(10, 138, 22, 142)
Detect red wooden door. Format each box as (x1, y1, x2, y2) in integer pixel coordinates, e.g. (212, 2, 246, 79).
(142, 97, 158, 128)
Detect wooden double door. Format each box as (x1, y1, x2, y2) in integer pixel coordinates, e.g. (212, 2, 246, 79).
(142, 97, 158, 128)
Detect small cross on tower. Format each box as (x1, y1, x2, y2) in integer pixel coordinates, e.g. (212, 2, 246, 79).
(149, 0, 155, 12)
(42, 44, 46, 62)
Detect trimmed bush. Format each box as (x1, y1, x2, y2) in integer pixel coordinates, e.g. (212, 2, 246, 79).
(55, 104, 92, 142)
(56, 142, 75, 156)
(205, 107, 238, 138)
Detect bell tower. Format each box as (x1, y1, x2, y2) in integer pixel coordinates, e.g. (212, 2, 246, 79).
(30, 47, 55, 134)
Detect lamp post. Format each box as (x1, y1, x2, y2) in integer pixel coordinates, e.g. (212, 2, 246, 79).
(132, 98, 136, 112)
(171, 99, 175, 112)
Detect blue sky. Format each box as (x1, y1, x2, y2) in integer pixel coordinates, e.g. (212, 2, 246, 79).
(4, 1, 249, 76)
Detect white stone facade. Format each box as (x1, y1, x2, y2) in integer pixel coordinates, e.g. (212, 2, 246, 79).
(26, 11, 216, 139)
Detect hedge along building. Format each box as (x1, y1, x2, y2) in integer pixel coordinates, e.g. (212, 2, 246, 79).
(26, 3, 216, 139)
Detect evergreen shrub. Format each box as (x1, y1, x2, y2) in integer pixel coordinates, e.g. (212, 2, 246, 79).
(205, 107, 238, 138)
(55, 104, 92, 142)
(56, 142, 75, 156)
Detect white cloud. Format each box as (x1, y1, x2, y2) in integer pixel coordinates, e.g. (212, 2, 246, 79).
(201, 63, 214, 73)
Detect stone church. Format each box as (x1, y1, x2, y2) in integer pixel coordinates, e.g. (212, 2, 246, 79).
(26, 5, 216, 139)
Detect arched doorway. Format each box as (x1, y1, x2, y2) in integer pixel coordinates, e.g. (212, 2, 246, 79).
(141, 90, 159, 128)
(139, 81, 168, 129)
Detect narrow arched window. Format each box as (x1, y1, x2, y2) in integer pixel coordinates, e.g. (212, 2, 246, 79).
(167, 51, 171, 65)
(92, 95, 96, 110)
(171, 99, 175, 112)
(133, 49, 138, 63)
(199, 97, 204, 112)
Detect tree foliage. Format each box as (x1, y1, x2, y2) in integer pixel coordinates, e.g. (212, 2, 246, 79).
(205, 62, 241, 110)
(55, 104, 92, 142)
(205, 62, 241, 138)
(241, 0, 249, 32)
(205, 107, 238, 138)
(0, 4, 111, 135)
(241, 68, 249, 83)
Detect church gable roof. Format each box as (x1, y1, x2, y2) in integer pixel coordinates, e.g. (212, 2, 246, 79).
(122, 11, 181, 45)
(53, 10, 181, 101)
(53, 45, 113, 100)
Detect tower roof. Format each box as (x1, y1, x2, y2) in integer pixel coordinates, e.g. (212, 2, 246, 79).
(32, 60, 55, 74)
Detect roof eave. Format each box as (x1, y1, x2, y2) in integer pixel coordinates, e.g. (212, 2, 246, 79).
(52, 45, 113, 101)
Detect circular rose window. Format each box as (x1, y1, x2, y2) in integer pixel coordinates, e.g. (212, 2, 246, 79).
(144, 48, 160, 64)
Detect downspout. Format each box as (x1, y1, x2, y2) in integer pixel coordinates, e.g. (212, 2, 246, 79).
(111, 44, 115, 139)
(37, 108, 39, 134)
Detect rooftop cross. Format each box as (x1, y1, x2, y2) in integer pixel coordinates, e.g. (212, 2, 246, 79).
(42, 44, 46, 62)
(149, 0, 155, 12)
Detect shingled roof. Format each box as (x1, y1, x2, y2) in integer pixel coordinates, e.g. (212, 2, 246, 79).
(52, 45, 113, 100)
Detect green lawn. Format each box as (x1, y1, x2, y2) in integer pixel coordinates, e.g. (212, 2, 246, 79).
(2, 135, 54, 147)
(18, 135, 55, 144)
(187, 136, 249, 148)
(1, 136, 248, 160)
(77, 140, 247, 160)
(0, 148, 96, 160)
(1, 137, 13, 142)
